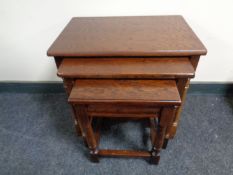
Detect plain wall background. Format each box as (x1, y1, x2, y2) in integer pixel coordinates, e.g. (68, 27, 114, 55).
(1, 0, 233, 82)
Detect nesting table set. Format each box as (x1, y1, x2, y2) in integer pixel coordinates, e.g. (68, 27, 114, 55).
(47, 16, 207, 164)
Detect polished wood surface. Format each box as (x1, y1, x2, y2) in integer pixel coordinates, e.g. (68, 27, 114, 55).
(150, 106, 177, 164)
(69, 80, 181, 105)
(62, 78, 82, 136)
(74, 104, 99, 162)
(58, 58, 195, 79)
(47, 16, 207, 57)
(167, 78, 189, 139)
(47, 15, 207, 164)
(98, 149, 151, 158)
(167, 56, 200, 139)
(88, 104, 160, 118)
(72, 79, 180, 164)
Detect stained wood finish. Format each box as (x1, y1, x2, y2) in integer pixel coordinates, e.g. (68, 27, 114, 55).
(165, 78, 189, 139)
(57, 58, 195, 79)
(189, 56, 200, 70)
(98, 149, 151, 158)
(47, 16, 207, 57)
(88, 104, 160, 118)
(166, 79, 190, 139)
(69, 79, 180, 164)
(150, 118, 157, 145)
(150, 106, 177, 164)
(88, 104, 160, 114)
(94, 118, 102, 146)
(165, 56, 200, 139)
(62, 78, 74, 95)
(47, 16, 207, 165)
(62, 78, 82, 137)
(54, 57, 63, 68)
(89, 112, 158, 118)
(69, 80, 181, 106)
(74, 104, 99, 162)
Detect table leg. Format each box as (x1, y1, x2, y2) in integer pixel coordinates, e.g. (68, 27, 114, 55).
(53, 58, 84, 143)
(165, 56, 200, 139)
(74, 104, 99, 162)
(166, 79, 190, 139)
(150, 106, 177, 164)
(162, 138, 169, 149)
(63, 78, 83, 137)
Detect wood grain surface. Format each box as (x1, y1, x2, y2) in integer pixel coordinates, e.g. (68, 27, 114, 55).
(57, 57, 195, 79)
(68, 80, 181, 105)
(98, 149, 151, 158)
(47, 16, 207, 57)
(87, 104, 160, 118)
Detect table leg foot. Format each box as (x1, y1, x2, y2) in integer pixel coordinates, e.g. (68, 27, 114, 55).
(150, 156, 160, 165)
(90, 150, 99, 163)
(150, 147, 160, 165)
(162, 138, 168, 149)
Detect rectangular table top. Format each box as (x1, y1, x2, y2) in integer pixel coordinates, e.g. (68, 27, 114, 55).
(68, 80, 181, 106)
(57, 57, 195, 79)
(47, 16, 207, 57)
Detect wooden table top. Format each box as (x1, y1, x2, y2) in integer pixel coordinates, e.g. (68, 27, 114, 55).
(57, 57, 195, 79)
(68, 80, 181, 105)
(47, 16, 207, 57)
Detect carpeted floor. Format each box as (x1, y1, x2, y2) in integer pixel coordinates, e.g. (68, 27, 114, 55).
(0, 93, 232, 175)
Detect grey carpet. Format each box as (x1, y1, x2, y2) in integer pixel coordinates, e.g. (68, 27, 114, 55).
(0, 93, 232, 175)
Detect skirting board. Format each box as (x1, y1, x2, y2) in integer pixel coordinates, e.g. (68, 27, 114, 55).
(0, 82, 233, 95)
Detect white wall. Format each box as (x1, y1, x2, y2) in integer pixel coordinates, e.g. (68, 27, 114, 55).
(1, 0, 233, 82)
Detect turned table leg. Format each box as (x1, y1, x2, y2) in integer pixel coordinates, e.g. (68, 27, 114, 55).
(63, 78, 82, 136)
(150, 106, 177, 164)
(54, 57, 83, 138)
(165, 78, 189, 139)
(74, 104, 99, 162)
(166, 56, 200, 139)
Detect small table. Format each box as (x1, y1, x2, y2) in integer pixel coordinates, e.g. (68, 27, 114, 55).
(69, 79, 181, 164)
(47, 16, 207, 163)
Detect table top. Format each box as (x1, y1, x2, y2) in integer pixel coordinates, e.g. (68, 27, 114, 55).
(57, 57, 195, 79)
(68, 80, 181, 105)
(47, 16, 207, 57)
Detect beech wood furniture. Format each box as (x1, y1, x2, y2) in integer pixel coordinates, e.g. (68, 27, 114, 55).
(47, 16, 207, 164)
